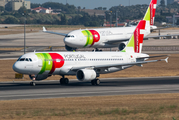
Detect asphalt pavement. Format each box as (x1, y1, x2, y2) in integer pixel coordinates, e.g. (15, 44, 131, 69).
(0, 77, 179, 100)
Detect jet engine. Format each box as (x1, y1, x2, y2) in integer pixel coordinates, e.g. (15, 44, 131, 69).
(29, 74, 49, 81)
(65, 45, 77, 51)
(118, 42, 127, 51)
(76, 69, 96, 81)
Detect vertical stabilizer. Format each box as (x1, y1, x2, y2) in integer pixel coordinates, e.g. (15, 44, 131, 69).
(122, 20, 150, 53)
(143, 0, 157, 26)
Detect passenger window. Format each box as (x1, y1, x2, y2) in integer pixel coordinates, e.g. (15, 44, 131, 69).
(56, 59, 61, 62)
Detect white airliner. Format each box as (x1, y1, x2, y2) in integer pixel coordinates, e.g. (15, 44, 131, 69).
(43, 0, 179, 51)
(42, 0, 160, 51)
(13, 19, 169, 86)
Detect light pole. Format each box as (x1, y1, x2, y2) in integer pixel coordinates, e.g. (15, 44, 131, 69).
(116, 10, 118, 27)
(23, 12, 26, 54)
(110, 11, 112, 28)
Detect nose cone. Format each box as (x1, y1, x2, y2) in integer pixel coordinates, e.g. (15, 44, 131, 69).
(13, 62, 22, 73)
(64, 38, 78, 47)
(64, 37, 86, 48)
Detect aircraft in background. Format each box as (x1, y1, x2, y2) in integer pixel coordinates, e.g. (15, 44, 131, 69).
(13, 19, 169, 86)
(43, 0, 157, 51)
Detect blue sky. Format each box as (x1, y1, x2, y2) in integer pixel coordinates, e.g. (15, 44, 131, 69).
(29, 0, 162, 9)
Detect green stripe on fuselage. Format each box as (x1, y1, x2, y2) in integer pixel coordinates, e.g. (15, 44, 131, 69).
(82, 30, 93, 47)
(43, 53, 52, 71)
(36, 53, 52, 74)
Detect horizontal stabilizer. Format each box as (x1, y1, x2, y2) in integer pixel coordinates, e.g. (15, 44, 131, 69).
(165, 57, 169, 63)
(137, 55, 170, 59)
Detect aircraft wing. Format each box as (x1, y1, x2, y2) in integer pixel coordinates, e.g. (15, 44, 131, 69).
(151, 26, 174, 31)
(145, 34, 179, 39)
(70, 57, 168, 71)
(105, 33, 179, 45)
(43, 27, 67, 36)
(104, 39, 129, 45)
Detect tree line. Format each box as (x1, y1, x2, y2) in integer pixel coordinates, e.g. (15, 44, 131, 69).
(1, 1, 179, 26)
(0, 2, 104, 26)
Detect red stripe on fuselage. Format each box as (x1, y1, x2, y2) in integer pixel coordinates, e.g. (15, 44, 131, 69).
(89, 30, 100, 47)
(49, 53, 64, 74)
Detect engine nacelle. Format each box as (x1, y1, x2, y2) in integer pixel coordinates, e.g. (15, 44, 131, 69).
(118, 42, 127, 51)
(65, 45, 76, 51)
(29, 74, 49, 81)
(76, 69, 96, 81)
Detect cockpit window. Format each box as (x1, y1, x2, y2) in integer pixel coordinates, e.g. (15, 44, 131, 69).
(18, 58, 32, 62)
(20, 58, 25, 61)
(65, 35, 75, 38)
(25, 58, 29, 61)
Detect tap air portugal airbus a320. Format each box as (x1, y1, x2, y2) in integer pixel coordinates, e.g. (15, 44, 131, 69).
(43, 0, 176, 51)
(13, 18, 169, 86)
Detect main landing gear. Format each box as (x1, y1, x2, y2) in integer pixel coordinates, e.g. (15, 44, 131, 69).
(60, 76, 69, 85)
(91, 79, 100, 85)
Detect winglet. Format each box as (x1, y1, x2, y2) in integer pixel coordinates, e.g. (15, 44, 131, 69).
(43, 27, 46, 32)
(165, 57, 169, 63)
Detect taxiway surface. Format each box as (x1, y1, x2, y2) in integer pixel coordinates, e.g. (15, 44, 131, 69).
(0, 77, 179, 100)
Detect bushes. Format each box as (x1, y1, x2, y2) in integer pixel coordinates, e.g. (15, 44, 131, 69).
(3, 16, 19, 24)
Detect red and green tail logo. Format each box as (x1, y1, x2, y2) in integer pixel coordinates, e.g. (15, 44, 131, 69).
(122, 20, 146, 53)
(82, 30, 100, 47)
(143, 0, 157, 25)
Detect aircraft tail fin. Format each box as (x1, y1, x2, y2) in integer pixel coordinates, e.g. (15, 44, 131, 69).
(122, 20, 150, 53)
(143, 0, 157, 26)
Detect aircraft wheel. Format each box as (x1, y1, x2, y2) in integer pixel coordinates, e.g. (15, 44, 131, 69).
(95, 79, 100, 85)
(91, 80, 95, 85)
(60, 78, 64, 85)
(60, 78, 64, 84)
(60, 78, 69, 85)
(30, 82, 32, 86)
(32, 82, 36, 86)
(64, 78, 69, 85)
(30, 82, 36, 86)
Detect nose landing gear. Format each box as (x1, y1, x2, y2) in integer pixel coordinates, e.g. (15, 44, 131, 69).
(30, 81, 36, 86)
(30, 75, 36, 86)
